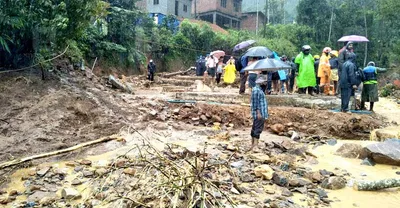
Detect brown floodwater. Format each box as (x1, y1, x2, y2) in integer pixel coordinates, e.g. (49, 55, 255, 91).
(297, 140, 400, 208)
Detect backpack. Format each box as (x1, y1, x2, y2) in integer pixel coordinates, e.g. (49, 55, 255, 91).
(354, 68, 365, 86)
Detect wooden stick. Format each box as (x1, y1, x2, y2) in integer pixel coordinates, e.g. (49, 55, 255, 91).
(354, 178, 400, 191)
(0, 136, 117, 169)
(162, 67, 193, 78)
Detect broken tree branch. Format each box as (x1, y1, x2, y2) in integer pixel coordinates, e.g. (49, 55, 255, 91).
(162, 67, 193, 78)
(0, 136, 118, 169)
(354, 178, 400, 191)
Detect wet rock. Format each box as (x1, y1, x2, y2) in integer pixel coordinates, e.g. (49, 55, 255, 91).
(321, 177, 346, 190)
(281, 188, 293, 197)
(39, 196, 57, 206)
(230, 187, 240, 195)
(374, 129, 400, 141)
(292, 187, 307, 194)
(95, 168, 109, 176)
(306, 171, 324, 183)
(79, 159, 92, 166)
(200, 115, 208, 121)
(71, 178, 82, 186)
(289, 131, 300, 141)
(326, 139, 337, 146)
(149, 110, 158, 116)
(82, 169, 95, 177)
(115, 158, 128, 168)
(249, 153, 270, 162)
(272, 172, 288, 187)
(307, 128, 318, 134)
(396, 171, 400, 175)
(240, 173, 255, 183)
(212, 115, 222, 123)
(226, 144, 238, 151)
(9, 190, 18, 196)
(231, 161, 245, 169)
(0, 196, 9, 204)
(360, 158, 376, 166)
(289, 178, 312, 187)
(270, 124, 285, 134)
(65, 161, 78, 167)
(311, 188, 328, 199)
(254, 165, 274, 180)
(319, 169, 334, 176)
(36, 167, 51, 177)
(123, 168, 136, 176)
(335, 143, 363, 158)
(28, 191, 56, 202)
(93, 160, 109, 168)
(61, 188, 81, 199)
(74, 166, 84, 172)
(360, 139, 400, 166)
(173, 108, 180, 115)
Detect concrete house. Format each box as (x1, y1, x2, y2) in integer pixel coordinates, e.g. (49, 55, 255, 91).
(136, 0, 193, 19)
(241, 0, 266, 32)
(194, 0, 242, 29)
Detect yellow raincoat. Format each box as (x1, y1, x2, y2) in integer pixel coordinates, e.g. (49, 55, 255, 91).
(223, 63, 236, 84)
(318, 54, 331, 85)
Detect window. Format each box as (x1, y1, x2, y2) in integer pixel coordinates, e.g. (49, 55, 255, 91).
(234, 0, 240, 12)
(175, 1, 179, 16)
(220, 0, 227, 8)
(183, 4, 188, 12)
(153, 0, 159, 5)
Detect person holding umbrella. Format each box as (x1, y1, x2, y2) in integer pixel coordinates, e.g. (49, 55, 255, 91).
(206, 54, 218, 86)
(295, 45, 316, 95)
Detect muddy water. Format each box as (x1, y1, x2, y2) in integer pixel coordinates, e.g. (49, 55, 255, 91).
(299, 140, 400, 208)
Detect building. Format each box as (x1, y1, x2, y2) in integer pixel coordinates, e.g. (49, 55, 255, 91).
(194, 0, 242, 29)
(136, 0, 193, 19)
(241, 0, 266, 32)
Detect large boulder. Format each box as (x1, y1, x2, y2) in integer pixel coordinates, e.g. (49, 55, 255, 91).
(360, 139, 400, 166)
(335, 143, 363, 158)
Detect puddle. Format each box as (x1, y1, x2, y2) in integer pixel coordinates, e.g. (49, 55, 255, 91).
(302, 140, 400, 208)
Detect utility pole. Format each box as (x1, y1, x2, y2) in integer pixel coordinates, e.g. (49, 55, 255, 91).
(194, 0, 197, 19)
(256, 0, 259, 36)
(267, 0, 270, 24)
(263, 0, 267, 38)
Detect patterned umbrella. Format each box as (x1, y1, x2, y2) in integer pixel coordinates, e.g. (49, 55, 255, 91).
(233, 40, 256, 52)
(210, 50, 225, 59)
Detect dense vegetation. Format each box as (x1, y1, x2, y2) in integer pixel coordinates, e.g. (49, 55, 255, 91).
(0, 0, 399, 73)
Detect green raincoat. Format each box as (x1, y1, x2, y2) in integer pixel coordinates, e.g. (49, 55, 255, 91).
(295, 52, 316, 88)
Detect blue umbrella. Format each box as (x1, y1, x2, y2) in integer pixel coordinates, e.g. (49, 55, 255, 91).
(244, 58, 292, 72)
(233, 40, 256, 52)
(243, 46, 274, 58)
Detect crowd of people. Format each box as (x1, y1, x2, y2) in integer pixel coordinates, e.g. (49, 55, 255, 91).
(191, 42, 385, 113)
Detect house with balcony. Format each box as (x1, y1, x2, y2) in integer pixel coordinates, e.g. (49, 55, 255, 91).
(194, 0, 242, 29)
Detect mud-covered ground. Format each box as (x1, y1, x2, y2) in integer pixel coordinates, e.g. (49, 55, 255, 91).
(0, 70, 387, 165)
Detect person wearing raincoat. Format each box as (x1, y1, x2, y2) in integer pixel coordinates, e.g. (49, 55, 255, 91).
(329, 50, 340, 95)
(318, 47, 332, 95)
(295, 45, 316, 95)
(361, 61, 386, 111)
(224, 57, 236, 84)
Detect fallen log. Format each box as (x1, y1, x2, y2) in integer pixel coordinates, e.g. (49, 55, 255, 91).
(0, 136, 118, 169)
(162, 67, 194, 78)
(353, 178, 400, 191)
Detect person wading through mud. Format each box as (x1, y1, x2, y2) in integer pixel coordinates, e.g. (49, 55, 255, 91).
(340, 52, 358, 113)
(147, 59, 156, 81)
(249, 76, 269, 152)
(238, 55, 248, 94)
(361, 61, 387, 111)
(295, 45, 316, 95)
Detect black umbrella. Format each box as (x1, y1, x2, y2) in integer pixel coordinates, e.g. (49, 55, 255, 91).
(244, 58, 292, 72)
(243, 46, 274, 58)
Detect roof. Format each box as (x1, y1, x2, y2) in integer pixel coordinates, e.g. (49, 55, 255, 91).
(242, 0, 266, 14)
(178, 18, 229, 34)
